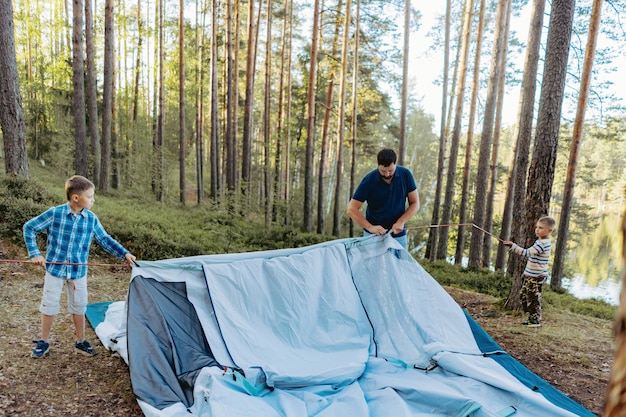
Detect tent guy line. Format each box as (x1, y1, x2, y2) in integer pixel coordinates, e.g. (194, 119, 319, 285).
(0, 259, 133, 268)
(406, 223, 505, 243)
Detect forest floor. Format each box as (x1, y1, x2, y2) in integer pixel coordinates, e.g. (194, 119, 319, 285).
(0, 238, 615, 416)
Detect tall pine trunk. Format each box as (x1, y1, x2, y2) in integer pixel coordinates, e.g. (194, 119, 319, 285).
(179, 0, 186, 205)
(468, 0, 508, 268)
(505, 0, 575, 309)
(437, 0, 473, 260)
(100, 0, 114, 191)
(303, 0, 321, 232)
(426, 0, 450, 260)
(455, 0, 485, 264)
(332, 0, 352, 237)
(0, 0, 29, 177)
(551, 0, 602, 290)
(85, 0, 100, 184)
(497, 0, 546, 275)
(72, 0, 88, 177)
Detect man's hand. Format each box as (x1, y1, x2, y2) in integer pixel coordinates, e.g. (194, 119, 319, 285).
(31, 255, 46, 267)
(391, 221, 405, 235)
(367, 225, 387, 236)
(125, 253, 137, 264)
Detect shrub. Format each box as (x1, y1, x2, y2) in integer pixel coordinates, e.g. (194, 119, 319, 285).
(0, 177, 59, 243)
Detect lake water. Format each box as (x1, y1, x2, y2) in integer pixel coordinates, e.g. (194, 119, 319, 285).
(557, 214, 623, 306)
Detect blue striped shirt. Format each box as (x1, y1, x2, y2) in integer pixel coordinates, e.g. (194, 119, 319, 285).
(23, 203, 129, 279)
(510, 238, 551, 278)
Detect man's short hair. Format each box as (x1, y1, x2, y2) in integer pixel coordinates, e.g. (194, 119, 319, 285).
(65, 175, 95, 201)
(538, 216, 556, 230)
(377, 148, 397, 167)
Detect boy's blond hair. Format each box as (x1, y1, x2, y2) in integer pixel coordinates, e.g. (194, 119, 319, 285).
(538, 215, 556, 230)
(65, 175, 95, 201)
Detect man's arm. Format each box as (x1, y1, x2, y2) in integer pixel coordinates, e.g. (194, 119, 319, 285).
(391, 189, 420, 234)
(346, 199, 386, 235)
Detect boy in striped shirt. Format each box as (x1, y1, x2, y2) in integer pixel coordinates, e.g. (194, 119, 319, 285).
(503, 216, 556, 327)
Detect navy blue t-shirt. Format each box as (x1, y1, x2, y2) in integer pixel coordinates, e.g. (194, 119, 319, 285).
(352, 165, 417, 237)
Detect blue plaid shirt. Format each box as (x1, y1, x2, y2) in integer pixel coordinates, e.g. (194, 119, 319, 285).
(23, 203, 129, 279)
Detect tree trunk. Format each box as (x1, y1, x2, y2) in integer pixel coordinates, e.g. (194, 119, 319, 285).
(263, 0, 273, 227)
(332, 0, 352, 237)
(303, 0, 321, 232)
(100, 0, 114, 191)
(0, 0, 29, 177)
(72, 0, 88, 177)
(273, 0, 290, 222)
(468, 0, 508, 268)
(551, 0, 602, 290)
(195, 0, 206, 205)
(242, 0, 261, 195)
(282, 0, 294, 225)
(426, 0, 450, 260)
(482, 0, 511, 267)
(210, 0, 220, 198)
(179, 0, 186, 205)
(502, 0, 546, 307)
(437, 0, 473, 260)
(85, 0, 100, 184)
(398, 0, 410, 165)
(455, 0, 485, 264)
(348, 0, 360, 238)
(318, 0, 342, 234)
(507, 0, 576, 307)
(132, 0, 142, 123)
(155, 0, 165, 202)
(225, 0, 236, 192)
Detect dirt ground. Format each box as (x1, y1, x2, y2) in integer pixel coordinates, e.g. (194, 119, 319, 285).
(0, 239, 615, 416)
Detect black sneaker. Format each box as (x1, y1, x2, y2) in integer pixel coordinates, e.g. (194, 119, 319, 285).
(31, 340, 50, 358)
(522, 319, 541, 328)
(75, 340, 98, 356)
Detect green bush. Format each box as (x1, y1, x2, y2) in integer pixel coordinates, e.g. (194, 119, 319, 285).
(0, 177, 59, 243)
(421, 259, 617, 321)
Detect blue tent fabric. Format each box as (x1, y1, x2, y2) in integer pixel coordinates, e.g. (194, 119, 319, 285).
(462, 311, 593, 416)
(86, 235, 594, 417)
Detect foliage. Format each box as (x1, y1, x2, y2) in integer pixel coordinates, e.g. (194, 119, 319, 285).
(0, 168, 335, 262)
(543, 289, 616, 321)
(421, 259, 617, 321)
(421, 259, 512, 298)
(0, 176, 59, 243)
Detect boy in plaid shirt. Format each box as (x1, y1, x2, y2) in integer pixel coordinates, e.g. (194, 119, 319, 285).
(24, 175, 135, 358)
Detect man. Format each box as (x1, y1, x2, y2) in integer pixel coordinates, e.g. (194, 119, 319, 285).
(346, 148, 420, 250)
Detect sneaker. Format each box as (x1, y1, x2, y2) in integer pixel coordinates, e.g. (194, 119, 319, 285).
(522, 320, 541, 327)
(31, 340, 50, 358)
(75, 340, 98, 356)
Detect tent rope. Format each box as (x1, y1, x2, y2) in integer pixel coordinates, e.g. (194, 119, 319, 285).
(0, 259, 133, 268)
(406, 222, 505, 243)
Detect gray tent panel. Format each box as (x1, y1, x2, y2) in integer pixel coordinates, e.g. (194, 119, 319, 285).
(127, 276, 221, 409)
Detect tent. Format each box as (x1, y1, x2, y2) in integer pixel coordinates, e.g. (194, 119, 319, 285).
(86, 234, 594, 417)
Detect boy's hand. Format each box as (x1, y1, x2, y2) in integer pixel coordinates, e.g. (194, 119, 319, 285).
(502, 241, 513, 247)
(125, 253, 137, 265)
(31, 255, 46, 267)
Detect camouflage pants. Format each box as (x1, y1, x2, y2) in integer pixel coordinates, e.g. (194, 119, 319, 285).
(521, 276, 545, 322)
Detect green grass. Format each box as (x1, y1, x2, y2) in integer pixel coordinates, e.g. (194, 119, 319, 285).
(422, 260, 617, 321)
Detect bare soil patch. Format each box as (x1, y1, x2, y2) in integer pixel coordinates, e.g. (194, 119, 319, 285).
(0, 240, 614, 416)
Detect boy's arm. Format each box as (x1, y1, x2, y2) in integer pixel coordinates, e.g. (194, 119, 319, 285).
(92, 217, 132, 259)
(23, 209, 53, 258)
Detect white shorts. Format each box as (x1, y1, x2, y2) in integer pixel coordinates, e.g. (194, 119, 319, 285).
(39, 272, 88, 316)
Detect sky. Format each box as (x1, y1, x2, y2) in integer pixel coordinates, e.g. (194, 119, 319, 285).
(408, 1, 626, 131)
